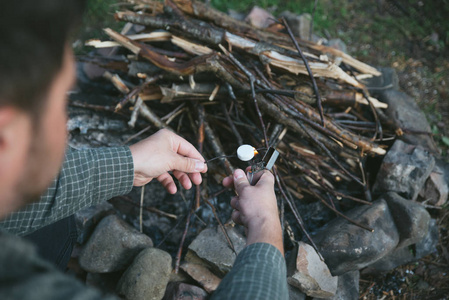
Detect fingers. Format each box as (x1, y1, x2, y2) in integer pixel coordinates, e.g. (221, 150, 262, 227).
(170, 130, 206, 163)
(230, 196, 239, 210)
(188, 172, 203, 186)
(233, 169, 250, 194)
(173, 170, 192, 190)
(157, 173, 177, 194)
(222, 175, 233, 188)
(255, 170, 275, 186)
(171, 155, 208, 174)
(231, 209, 242, 225)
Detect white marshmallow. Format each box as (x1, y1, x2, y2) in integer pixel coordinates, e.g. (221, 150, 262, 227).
(237, 144, 256, 161)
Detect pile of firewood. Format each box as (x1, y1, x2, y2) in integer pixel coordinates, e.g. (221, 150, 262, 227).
(80, 0, 395, 250)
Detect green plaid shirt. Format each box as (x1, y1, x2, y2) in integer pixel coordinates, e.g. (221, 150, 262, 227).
(0, 147, 134, 236)
(0, 147, 288, 299)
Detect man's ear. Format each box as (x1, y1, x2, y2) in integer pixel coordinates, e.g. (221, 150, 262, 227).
(0, 106, 31, 153)
(0, 107, 18, 149)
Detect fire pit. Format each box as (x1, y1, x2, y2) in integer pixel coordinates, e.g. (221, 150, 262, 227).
(68, 1, 448, 299)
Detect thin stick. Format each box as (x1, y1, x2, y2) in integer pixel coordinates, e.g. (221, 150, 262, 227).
(310, 0, 318, 40)
(175, 192, 196, 273)
(195, 104, 205, 210)
(309, 188, 374, 232)
(175, 208, 193, 273)
(221, 102, 243, 145)
(281, 17, 325, 127)
(295, 118, 364, 186)
(140, 185, 145, 233)
(122, 125, 152, 145)
(274, 167, 324, 260)
(203, 197, 236, 254)
(219, 45, 269, 147)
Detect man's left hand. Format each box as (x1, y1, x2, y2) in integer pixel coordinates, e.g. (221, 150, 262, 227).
(129, 129, 207, 193)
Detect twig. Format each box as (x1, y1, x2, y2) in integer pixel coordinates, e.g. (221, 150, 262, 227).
(203, 196, 236, 254)
(219, 45, 269, 147)
(309, 187, 374, 232)
(175, 191, 196, 273)
(281, 17, 325, 127)
(122, 125, 152, 145)
(274, 167, 324, 260)
(221, 102, 243, 145)
(140, 185, 145, 233)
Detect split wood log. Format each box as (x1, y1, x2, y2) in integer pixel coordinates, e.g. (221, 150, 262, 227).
(171, 0, 381, 76)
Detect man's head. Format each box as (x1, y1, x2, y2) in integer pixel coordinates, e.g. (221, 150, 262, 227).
(0, 0, 85, 218)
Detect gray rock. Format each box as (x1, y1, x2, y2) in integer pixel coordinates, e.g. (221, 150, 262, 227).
(313, 271, 360, 300)
(326, 39, 348, 66)
(384, 192, 430, 248)
(376, 89, 438, 152)
(162, 282, 208, 300)
(279, 11, 312, 40)
(75, 201, 115, 244)
(117, 248, 172, 300)
(245, 6, 275, 29)
(227, 9, 246, 21)
(419, 162, 448, 207)
(180, 262, 222, 293)
(373, 140, 435, 201)
(287, 242, 338, 298)
(312, 199, 399, 276)
(288, 284, 306, 300)
(79, 214, 153, 273)
(363, 219, 439, 273)
(186, 226, 246, 276)
(363, 67, 399, 92)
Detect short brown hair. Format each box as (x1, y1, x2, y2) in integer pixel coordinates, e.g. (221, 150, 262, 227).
(0, 0, 86, 114)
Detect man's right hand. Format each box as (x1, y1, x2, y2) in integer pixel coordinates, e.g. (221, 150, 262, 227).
(223, 169, 284, 255)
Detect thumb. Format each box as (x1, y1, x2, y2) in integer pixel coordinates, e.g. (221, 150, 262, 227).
(173, 155, 206, 173)
(233, 169, 250, 194)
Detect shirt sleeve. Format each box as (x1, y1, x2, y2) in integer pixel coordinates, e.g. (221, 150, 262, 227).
(0, 146, 134, 236)
(211, 243, 289, 300)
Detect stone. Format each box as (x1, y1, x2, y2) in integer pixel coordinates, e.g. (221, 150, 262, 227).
(117, 248, 172, 300)
(162, 282, 208, 300)
(227, 9, 246, 21)
(312, 199, 399, 276)
(287, 242, 338, 298)
(419, 163, 449, 207)
(363, 67, 399, 92)
(363, 219, 439, 274)
(313, 271, 360, 300)
(279, 11, 312, 40)
(384, 192, 430, 248)
(245, 6, 275, 29)
(373, 140, 435, 201)
(180, 263, 221, 293)
(376, 89, 438, 152)
(326, 39, 348, 66)
(186, 226, 246, 276)
(79, 214, 153, 273)
(288, 284, 306, 300)
(75, 201, 115, 244)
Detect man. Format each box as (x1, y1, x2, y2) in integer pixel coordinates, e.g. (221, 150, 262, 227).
(0, 0, 288, 299)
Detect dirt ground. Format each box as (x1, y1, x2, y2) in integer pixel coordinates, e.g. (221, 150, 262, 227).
(76, 0, 449, 298)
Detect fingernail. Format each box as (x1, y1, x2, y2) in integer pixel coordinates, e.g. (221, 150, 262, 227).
(194, 160, 205, 171)
(234, 169, 244, 179)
